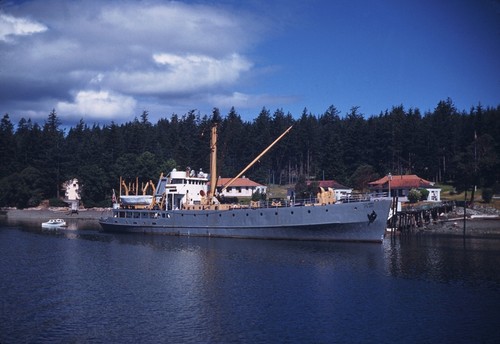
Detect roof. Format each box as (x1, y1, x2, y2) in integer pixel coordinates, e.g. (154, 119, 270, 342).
(307, 180, 351, 189)
(216, 177, 264, 188)
(368, 174, 435, 189)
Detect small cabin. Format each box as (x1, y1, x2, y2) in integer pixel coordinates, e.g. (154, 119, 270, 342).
(368, 174, 441, 202)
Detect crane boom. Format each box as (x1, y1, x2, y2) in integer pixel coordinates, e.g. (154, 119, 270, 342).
(220, 125, 293, 194)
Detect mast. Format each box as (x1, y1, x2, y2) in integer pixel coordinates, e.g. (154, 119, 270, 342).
(208, 109, 221, 200)
(220, 125, 293, 194)
(209, 122, 218, 198)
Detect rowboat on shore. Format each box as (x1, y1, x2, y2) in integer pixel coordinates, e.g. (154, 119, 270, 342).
(41, 218, 67, 229)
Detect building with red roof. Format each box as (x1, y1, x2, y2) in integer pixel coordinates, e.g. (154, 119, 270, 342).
(368, 174, 441, 201)
(215, 176, 266, 198)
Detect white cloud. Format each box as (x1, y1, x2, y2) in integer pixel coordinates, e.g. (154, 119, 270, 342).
(56, 90, 137, 119)
(97, 2, 256, 54)
(105, 53, 252, 94)
(0, 13, 47, 41)
(208, 92, 251, 108)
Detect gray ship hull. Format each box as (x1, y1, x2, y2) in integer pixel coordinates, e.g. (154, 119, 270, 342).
(99, 199, 391, 242)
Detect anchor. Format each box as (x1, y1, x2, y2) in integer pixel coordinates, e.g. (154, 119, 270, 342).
(367, 210, 377, 224)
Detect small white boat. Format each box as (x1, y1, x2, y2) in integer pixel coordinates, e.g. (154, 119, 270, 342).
(41, 218, 67, 229)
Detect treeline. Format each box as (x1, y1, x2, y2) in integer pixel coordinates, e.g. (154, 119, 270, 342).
(0, 98, 499, 208)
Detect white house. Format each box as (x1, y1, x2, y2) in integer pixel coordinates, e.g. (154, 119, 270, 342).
(215, 176, 267, 198)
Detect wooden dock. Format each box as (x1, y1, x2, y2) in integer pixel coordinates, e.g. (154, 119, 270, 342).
(387, 199, 455, 234)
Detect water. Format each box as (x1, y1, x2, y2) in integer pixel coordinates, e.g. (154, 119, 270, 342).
(1, 220, 500, 343)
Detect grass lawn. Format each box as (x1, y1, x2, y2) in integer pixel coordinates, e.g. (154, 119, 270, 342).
(438, 184, 499, 210)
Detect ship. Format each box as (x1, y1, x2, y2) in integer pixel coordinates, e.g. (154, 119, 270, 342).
(99, 118, 391, 242)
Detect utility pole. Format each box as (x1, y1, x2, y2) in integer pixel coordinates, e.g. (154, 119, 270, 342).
(463, 188, 467, 237)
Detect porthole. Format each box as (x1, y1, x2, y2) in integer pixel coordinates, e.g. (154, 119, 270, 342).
(308, 210, 311, 214)
(291, 211, 294, 215)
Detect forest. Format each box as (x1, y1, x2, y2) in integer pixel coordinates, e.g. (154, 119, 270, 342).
(0, 98, 499, 208)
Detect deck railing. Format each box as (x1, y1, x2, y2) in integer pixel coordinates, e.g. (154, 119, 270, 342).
(260, 192, 386, 208)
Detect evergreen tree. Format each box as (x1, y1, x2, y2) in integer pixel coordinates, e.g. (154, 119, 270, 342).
(270, 109, 294, 185)
(341, 106, 367, 177)
(219, 107, 247, 177)
(15, 118, 43, 172)
(249, 107, 273, 183)
(39, 109, 65, 199)
(318, 105, 345, 182)
(0, 114, 16, 178)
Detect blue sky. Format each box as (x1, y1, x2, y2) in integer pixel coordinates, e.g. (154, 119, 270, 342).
(1, 0, 499, 125)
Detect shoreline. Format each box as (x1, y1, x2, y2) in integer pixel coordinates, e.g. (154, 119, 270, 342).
(1, 207, 112, 221)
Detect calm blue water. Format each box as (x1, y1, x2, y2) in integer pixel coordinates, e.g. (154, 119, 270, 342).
(1, 220, 500, 343)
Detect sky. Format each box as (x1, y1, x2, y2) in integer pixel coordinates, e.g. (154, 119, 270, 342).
(1, 0, 499, 126)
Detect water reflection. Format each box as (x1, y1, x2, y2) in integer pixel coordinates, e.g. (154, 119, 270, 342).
(4, 214, 500, 291)
(384, 234, 500, 289)
(5, 215, 500, 292)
